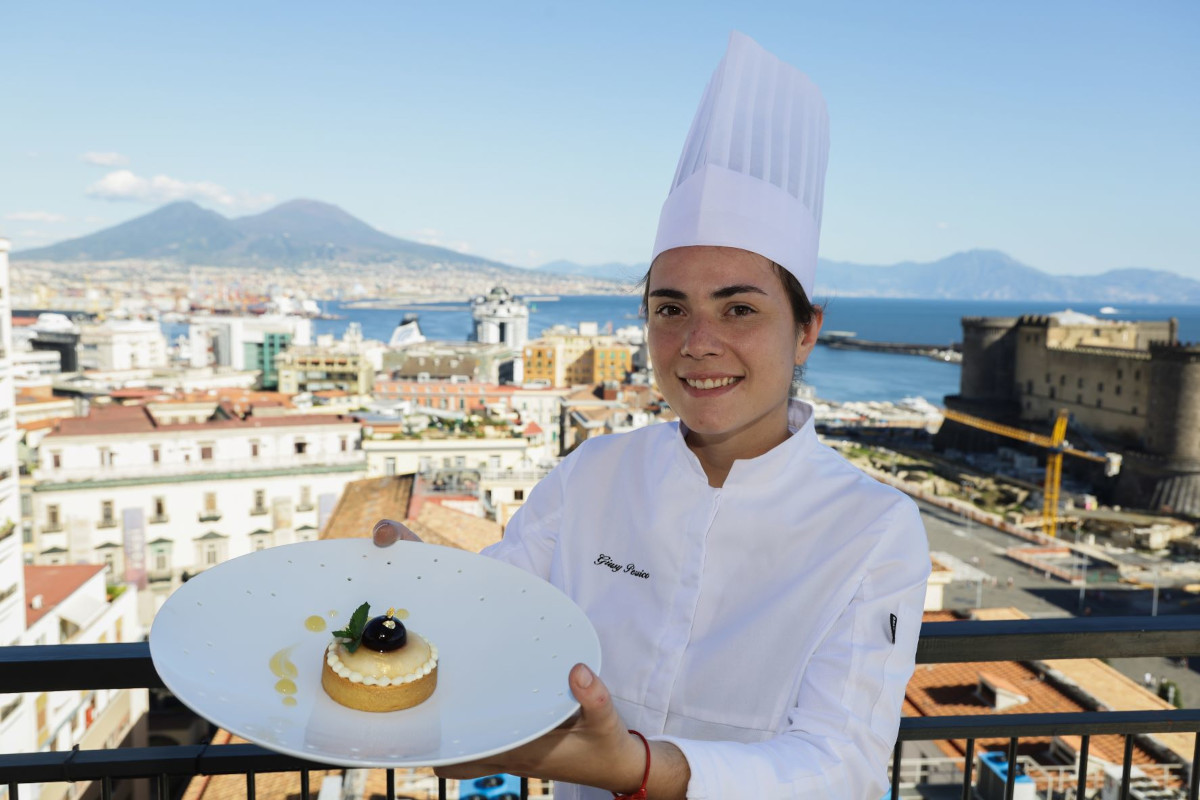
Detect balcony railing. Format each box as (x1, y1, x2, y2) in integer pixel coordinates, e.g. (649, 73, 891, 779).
(1, 616, 1200, 800)
(34, 452, 366, 484)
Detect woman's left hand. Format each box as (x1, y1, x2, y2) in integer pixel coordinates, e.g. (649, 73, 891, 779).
(435, 662, 648, 794)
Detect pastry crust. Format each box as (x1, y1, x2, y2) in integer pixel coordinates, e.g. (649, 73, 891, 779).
(321, 657, 437, 712)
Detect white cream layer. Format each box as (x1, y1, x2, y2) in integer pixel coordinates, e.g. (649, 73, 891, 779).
(325, 635, 438, 687)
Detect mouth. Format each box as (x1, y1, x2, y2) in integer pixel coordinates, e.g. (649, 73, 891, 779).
(680, 375, 743, 394)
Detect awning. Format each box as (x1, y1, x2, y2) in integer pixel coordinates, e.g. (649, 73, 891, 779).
(56, 591, 107, 630)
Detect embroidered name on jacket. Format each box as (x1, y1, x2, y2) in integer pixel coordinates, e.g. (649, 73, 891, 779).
(594, 554, 649, 579)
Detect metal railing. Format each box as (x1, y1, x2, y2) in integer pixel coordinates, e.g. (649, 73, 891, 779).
(2, 616, 1200, 800)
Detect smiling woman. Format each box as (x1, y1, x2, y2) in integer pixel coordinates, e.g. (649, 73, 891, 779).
(376, 31, 931, 800)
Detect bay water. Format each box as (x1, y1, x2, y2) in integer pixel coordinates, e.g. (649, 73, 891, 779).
(290, 296, 1200, 405)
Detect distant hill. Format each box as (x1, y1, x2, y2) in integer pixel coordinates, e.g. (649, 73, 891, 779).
(814, 250, 1200, 303)
(536, 260, 650, 283)
(12, 199, 517, 270)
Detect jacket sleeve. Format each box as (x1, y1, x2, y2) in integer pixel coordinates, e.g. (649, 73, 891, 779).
(654, 499, 931, 799)
(479, 459, 567, 581)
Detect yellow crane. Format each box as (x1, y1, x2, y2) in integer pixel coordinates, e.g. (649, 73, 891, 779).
(941, 408, 1121, 538)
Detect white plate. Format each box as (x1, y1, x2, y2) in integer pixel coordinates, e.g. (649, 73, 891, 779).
(149, 539, 601, 768)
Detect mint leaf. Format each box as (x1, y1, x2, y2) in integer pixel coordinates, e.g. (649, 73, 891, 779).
(332, 602, 370, 654)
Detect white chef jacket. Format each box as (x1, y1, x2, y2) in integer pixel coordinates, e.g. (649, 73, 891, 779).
(483, 400, 930, 799)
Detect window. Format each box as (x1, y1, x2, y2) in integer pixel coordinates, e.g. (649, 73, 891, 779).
(205, 545, 218, 566)
(46, 505, 60, 530)
(385, 458, 397, 476)
(1133, 406, 1139, 415)
(339, 436, 348, 453)
(1116, 385, 1122, 396)
(250, 440, 260, 458)
(154, 551, 168, 571)
(1096, 399, 1103, 409)
(294, 440, 308, 455)
(253, 490, 266, 512)
(1077, 394, 1083, 404)
(455, 456, 466, 468)
(1049, 387, 1056, 399)
(514, 489, 525, 501)
(154, 497, 166, 518)
(200, 445, 214, 461)
(151, 446, 160, 464)
(101, 501, 114, 526)
(100, 448, 114, 467)
(51, 452, 61, 469)
(1117, 368, 1124, 380)
(299, 486, 312, 509)
(1097, 382, 1104, 393)
(1077, 377, 1083, 388)
(1135, 369, 1141, 381)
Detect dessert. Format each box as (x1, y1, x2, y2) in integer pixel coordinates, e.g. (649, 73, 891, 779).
(321, 603, 438, 712)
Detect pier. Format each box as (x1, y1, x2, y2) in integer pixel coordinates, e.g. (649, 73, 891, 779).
(818, 330, 961, 363)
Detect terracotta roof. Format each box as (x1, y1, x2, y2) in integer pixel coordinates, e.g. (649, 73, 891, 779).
(908, 610, 1164, 774)
(320, 475, 416, 541)
(46, 406, 359, 439)
(524, 421, 544, 436)
(405, 502, 502, 553)
(23, 564, 105, 627)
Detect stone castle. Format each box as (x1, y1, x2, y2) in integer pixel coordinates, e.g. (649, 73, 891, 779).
(945, 310, 1200, 515)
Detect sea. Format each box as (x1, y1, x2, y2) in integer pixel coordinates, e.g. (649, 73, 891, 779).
(194, 296, 1200, 405)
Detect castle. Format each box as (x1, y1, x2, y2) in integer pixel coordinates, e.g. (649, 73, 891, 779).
(946, 310, 1200, 515)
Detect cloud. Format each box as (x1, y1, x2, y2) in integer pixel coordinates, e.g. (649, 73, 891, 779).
(81, 151, 130, 167)
(408, 227, 473, 253)
(85, 170, 275, 210)
(5, 211, 66, 223)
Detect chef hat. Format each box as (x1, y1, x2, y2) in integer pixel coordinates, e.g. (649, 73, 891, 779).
(651, 31, 830, 298)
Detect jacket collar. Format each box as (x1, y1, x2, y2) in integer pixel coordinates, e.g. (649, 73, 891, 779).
(671, 399, 818, 487)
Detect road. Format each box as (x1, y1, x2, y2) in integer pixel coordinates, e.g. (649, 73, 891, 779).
(918, 499, 1200, 707)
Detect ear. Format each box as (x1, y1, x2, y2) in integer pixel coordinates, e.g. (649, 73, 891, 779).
(794, 306, 824, 365)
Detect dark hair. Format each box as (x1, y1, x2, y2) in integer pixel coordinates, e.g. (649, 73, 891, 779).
(638, 259, 819, 335)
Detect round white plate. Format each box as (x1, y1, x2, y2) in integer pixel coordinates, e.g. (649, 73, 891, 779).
(149, 539, 601, 768)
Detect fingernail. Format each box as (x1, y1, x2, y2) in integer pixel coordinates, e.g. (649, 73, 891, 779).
(373, 521, 391, 535)
(576, 664, 594, 688)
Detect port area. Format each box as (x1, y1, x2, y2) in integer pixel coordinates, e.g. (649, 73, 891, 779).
(818, 330, 962, 363)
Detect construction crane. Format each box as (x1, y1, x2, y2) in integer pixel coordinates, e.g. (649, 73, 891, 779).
(941, 408, 1122, 538)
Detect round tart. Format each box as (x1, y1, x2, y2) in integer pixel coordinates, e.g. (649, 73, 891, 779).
(321, 607, 438, 712)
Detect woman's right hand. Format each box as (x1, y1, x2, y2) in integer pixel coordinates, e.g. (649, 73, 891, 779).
(372, 519, 423, 546)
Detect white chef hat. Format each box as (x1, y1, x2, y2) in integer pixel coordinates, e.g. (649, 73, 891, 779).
(651, 31, 830, 298)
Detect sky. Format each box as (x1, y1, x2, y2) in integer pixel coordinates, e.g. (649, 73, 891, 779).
(2, 2, 1197, 277)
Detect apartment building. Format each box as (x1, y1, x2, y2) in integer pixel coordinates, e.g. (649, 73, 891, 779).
(78, 320, 168, 372)
(274, 324, 381, 397)
(188, 315, 312, 389)
(522, 326, 635, 388)
(1, 564, 146, 800)
(0, 238, 24, 649)
(30, 404, 365, 621)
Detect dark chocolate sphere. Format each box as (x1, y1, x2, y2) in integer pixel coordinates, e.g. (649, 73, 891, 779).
(360, 614, 407, 652)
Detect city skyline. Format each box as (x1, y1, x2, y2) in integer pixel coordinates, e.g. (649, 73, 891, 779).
(2, 2, 1197, 278)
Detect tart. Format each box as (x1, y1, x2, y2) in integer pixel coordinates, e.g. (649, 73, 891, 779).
(321, 604, 438, 712)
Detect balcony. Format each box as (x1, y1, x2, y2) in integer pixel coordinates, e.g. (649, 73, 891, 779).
(1, 617, 1199, 800)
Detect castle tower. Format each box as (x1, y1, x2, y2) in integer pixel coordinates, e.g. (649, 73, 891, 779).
(1145, 343, 1200, 465)
(957, 317, 1019, 405)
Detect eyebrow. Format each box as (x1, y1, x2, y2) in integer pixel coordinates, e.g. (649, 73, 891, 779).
(648, 284, 768, 300)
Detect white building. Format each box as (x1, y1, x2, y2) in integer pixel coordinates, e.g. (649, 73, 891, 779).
(78, 320, 168, 372)
(0, 238, 24, 650)
(30, 404, 365, 622)
(188, 315, 312, 389)
(471, 287, 529, 349)
(363, 433, 536, 478)
(0, 564, 147, 800)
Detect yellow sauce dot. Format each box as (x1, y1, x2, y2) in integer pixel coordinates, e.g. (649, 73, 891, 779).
(395, 608, 409, 620)
(269, 647, 299, 679)
(283, 696, 297, 707)
(275, 678, 297, 695)
(305, 615, 327, 632)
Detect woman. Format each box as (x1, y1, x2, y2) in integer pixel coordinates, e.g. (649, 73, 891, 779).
(376, 33, 930, 799)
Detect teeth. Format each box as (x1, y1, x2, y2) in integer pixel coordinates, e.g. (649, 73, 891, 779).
(686, 377, 738, 389)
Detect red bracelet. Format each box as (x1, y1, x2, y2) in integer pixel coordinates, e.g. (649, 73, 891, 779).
(612, 729, 650, 800)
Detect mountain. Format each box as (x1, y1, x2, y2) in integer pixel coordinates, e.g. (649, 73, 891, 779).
(814, 250, 1200, 303)
(536, 259, 650, 283)
(12, 199, 513, 270)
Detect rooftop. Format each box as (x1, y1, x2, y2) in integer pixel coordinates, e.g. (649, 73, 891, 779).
(23, 564, 105, 627)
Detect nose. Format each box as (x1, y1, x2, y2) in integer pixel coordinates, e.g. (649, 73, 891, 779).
(680, 314, 722, 358)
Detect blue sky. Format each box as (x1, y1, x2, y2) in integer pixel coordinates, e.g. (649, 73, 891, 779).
(2, 2, 1197, 277)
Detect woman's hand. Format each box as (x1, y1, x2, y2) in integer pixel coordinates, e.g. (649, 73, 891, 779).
(372, 519, 422, 546)
(434, 663, 652, 794)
